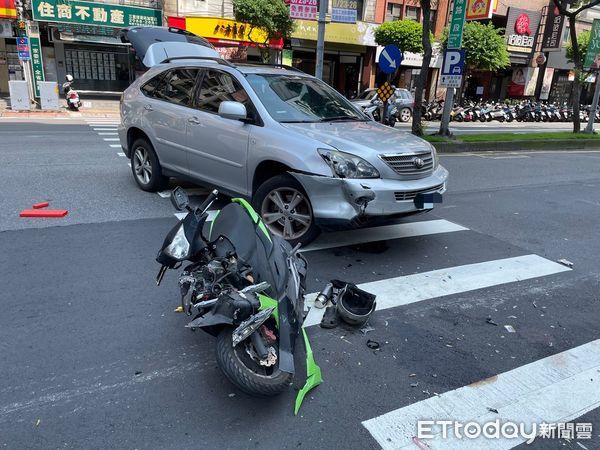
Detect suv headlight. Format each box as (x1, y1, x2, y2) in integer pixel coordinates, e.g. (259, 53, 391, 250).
(430, 144, 439, 169)
(318, 149, 380, 179)
(164, 225, 190, 260)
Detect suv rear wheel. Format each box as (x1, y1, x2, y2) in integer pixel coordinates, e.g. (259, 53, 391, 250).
(131, 138, 168, 192)
(253, 174, 320, 247)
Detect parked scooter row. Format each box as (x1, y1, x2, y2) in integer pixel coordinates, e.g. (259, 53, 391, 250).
(420, 100, 598, 123)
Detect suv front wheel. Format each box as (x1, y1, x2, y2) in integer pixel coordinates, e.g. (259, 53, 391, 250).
(253, 174, 320, 247)
(131, 138, 168, 192)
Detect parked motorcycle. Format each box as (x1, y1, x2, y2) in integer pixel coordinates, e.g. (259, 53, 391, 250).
(62, 74, 81, 111)
(155, 188, 321, 411)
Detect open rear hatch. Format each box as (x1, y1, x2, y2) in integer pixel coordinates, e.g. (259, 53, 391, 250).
(120, 26, 220, 67)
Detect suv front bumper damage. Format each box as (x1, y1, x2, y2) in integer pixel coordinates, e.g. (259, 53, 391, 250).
(291, 165, 449, 229)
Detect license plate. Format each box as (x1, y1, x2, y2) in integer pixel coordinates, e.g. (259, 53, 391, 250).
(414, 192, 442, 210)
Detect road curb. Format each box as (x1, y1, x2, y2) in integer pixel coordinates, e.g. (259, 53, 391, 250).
(433, 139, 600, 153)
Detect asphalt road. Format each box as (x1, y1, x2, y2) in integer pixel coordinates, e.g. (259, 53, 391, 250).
(1, 118, 599, 449)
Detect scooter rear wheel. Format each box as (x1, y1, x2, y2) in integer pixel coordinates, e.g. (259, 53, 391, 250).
(216, 327, 293, 397)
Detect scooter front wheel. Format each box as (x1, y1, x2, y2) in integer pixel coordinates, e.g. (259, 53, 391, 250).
(216, 327, 293, 397)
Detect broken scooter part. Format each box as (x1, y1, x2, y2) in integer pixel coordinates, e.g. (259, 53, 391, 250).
(318, 279, 377, 328)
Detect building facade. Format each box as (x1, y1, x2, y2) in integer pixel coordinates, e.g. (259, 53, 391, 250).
(0, 0, 18, 94)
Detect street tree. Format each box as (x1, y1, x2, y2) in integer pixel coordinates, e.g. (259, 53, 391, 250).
(374, 19, 426, 54)
(413, 0, 433, 136)
(232, 0, 295, 63)
(566, 30, 590, 64)
(552, 0, 600, 133)
(374, 17, 433, 135)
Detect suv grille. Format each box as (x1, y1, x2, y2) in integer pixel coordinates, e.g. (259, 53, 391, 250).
(394, 184, 444, 201)
(380, 151, 433, 177)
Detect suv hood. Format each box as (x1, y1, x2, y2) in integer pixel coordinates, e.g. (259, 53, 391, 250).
(120, 26, 218, 67)
(282, 121, 432, 157)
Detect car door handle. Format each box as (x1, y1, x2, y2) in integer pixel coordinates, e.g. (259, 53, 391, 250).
(144, 104, 153, 111)
(188, 116, 201, 125)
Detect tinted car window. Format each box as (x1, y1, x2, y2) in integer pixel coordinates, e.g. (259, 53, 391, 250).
(197, 70, 251, 113)
(161, 68, 199, 107)
(140, 72, 165, 98)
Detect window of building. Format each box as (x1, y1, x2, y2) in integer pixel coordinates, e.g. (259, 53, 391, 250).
(405, 6, 421, 21)
(196, 70, 251, 114)
(429, 9, 437, 26)
(386, 3, 402, 21)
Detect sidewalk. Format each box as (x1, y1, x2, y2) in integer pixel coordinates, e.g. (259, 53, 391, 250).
(0, 96, 120, 118)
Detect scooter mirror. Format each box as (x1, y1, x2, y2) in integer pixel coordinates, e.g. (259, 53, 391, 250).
(170, 187, 190, 211)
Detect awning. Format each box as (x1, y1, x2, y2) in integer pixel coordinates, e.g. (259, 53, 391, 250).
(59, 32, 125, 45)
(0, 0, 16, 19)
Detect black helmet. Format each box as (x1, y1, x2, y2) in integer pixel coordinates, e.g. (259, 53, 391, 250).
(332, 280, 376, 326)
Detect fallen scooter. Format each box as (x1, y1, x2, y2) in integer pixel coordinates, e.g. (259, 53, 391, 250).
(156, 187, 321, 413)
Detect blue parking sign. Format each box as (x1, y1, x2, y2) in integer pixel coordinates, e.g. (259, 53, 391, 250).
(440, 49, 465, 88)
(17, 37, 30, 60)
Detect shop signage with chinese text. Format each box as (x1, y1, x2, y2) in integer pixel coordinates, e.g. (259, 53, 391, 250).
(541, 0, 565, 52)
(291, 19, 377, 46)
(465, 0, 495, 20)
(332, 0, 357, 24)
(584, 19, 600, 70)
(506, 8, 541, 55)
(185, 17, 278, 47)
(0, 0, 16, 19)
(289, 0, 317, 20)
(32, 0, 162, 28)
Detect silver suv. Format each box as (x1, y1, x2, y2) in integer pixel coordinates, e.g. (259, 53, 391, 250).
(118, 27, 448, 246)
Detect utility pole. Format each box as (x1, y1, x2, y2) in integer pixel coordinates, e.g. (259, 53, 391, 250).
(585, 71, 600, 133)
(315, 0, 327, 80)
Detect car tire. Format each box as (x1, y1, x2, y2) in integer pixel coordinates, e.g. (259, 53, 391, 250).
(253, 174, 320, 247)
(399, 107, 412, 123)
(130, 138, 168, 192)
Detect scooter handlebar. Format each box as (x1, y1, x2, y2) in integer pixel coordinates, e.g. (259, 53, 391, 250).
(197, 189, 218, 214)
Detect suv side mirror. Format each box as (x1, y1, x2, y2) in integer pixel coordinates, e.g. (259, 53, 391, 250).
(170, 186, 190, 211)
(218, 101, 247, 121)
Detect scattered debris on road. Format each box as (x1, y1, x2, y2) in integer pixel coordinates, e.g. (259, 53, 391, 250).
(557, 259, 574, 268)
(486, 317, 498, 326)
(487, 407, 499, 414)
(360, 324, 375, 334)
(366, 340, 380, 350)
(504, 325, 516, 333)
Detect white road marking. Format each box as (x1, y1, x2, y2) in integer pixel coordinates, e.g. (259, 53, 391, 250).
(109, 144, 122, 148)
(302, 254, 570, 327)
(97, 132, 118, 136)
(362, 339, 600, 450)
(127, 162, 131, 168)
(117, 152, 125, 157)
(303, 220, 468, 253)
(103, 138, 120, 141)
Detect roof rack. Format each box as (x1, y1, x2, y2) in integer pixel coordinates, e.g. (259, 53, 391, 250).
(162, 56, 236, 67)
(239, 63, 304, 73)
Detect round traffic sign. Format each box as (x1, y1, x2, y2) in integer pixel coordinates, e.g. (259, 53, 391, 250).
(379, 44, 403, 74)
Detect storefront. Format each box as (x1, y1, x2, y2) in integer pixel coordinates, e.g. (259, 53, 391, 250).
(167, 16, 283, 63)
(0, 0, 17, 94)
(30, 0, 162, 93)
(288, 19, 377, 97)
(503, 7, 542, 99)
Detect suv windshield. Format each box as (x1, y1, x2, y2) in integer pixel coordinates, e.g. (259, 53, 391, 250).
(246, 74, 367, 123)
